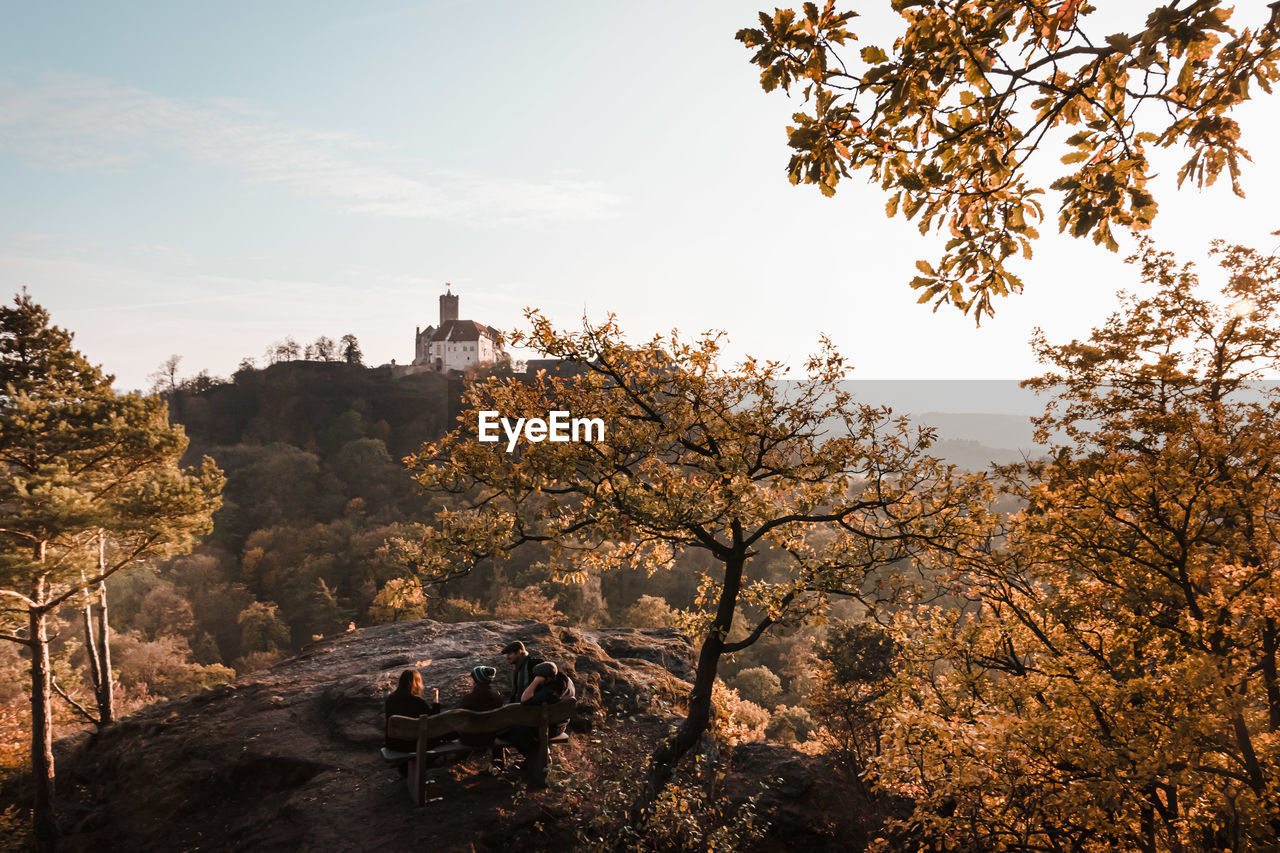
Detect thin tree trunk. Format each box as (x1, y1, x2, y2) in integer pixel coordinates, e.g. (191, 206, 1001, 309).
(626, 633, 722, 827)
(93, 534, 114, 724)
(627, 551, 744, 829)
(95, 579, 114, 724)
(30, 569, 58, 851)
(81, 566, 103, 725)
(81, 595, 101, 700)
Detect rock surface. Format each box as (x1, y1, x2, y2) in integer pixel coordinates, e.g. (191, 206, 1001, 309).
(725, 743, 899, 851)
(54, 620, 694, 852)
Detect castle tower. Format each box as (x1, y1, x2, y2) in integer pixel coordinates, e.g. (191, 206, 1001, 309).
(440, 286, 459, 325)
(410, 284, 504, 375)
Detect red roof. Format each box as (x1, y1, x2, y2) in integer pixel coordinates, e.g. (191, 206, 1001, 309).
(426, 320, 502, 343)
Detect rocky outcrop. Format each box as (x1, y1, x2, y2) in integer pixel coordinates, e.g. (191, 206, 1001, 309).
(53, 620, 693, 852)
(725, 743, 886, 851)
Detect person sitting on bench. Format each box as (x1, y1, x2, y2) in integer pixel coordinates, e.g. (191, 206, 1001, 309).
(502, 640, 544, 703)
(384, 669, 440, 776)
(501, 661, 575, 758)
(457, 665, 507, 748)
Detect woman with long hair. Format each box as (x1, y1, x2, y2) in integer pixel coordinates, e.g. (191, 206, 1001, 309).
(384, 668, 440, 755)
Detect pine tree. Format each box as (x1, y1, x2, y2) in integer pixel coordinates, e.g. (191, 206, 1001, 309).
(0, 292, 224, 849)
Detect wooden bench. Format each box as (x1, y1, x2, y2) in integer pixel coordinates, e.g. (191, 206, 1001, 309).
(383, 698, 576, 804)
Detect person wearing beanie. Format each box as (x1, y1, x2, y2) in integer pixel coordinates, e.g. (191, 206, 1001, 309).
(501, 640, 545, 703)
(457, 664, 507, 747)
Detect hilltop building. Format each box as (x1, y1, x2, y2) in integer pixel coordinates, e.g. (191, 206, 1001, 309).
(412, 287, 506, 374)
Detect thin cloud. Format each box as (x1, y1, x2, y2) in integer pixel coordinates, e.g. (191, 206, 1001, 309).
(0, 249, 454, 318)
(0, 74, 622, 223)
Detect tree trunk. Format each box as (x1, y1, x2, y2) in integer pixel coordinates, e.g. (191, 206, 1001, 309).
(626, 631, 723, 827)
(92, 534, 114, 724)
(81, 560, 104, 727)
(29, 573, 58, 850)
(79, 537, 115, 726)
(81, 594, 102, 708)
(1262, 617, 1280, 732)
(626, 551, 744, 829)
(93, 580, 114, 724)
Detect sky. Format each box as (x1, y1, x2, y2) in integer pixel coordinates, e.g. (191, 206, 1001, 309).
(2, 1, 1278, 393)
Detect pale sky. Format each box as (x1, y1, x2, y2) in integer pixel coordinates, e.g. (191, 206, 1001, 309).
(2, 1, 1278, 393)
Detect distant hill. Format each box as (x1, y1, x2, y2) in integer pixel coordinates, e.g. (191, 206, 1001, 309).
(836, 380, 1044, 416)
(170, 371, 1060, 473)
(838, 379, 1280, 470)
(906, 412, 1044, 471)
(169, 361, 452, 464)
(910, 412, 1037, 451)
(926, 438, 1029, 470)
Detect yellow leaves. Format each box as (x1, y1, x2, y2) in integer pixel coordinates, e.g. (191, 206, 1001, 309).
(743, 0, 1276, 317)
(872, 244, 1280, 848)
(860, 45, 889, 64)
(1105, 32, 1134, 53)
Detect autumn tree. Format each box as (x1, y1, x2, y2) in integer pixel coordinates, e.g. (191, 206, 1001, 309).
(738, 1, 1280, 318)
(620, 594, 677, 630)
(368, 576, 429, 624)
(766, 703, 817, 744)
(491, 584, 565, 624)
(0, 293, 223, 848)
(236, 601, 289, 659)
(396, 312, 986, 825)
(875, 240, 1280, 851)
(810, 619, 899, 774)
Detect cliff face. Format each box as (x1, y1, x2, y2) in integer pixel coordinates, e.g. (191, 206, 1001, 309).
(53, 620, 694, 852)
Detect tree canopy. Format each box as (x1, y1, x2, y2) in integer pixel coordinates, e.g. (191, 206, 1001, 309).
(398, 310, 988, 824)
(738, 1, 1280, 318)
(876, 240, 1280, 851)
(0, 292, 223, 848)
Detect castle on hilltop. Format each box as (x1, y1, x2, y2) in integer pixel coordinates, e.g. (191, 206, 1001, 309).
(410, 287, 506, 374)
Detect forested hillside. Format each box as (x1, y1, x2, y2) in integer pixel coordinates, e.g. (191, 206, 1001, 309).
(0, 357, 735, 714)
(0, 350, 969, 848)
(13, 235, 1276, 852)
(170, 361, 451, 465)
(109, 362, 460, 669)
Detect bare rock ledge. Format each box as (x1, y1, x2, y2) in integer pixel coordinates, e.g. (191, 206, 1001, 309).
(53, 620, 694, 852)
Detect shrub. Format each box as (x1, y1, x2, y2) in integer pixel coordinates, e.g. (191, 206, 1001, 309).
(811, 620, 899, 773)
(113, 632, 235, 698)
(492, 584, 563, 624)
(565, 727, 768, 852)
(620, 595, 676, 629)
(711, 680, 769, 745)
(732, 665, 782, 710)
(765, 704, 817, 745)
